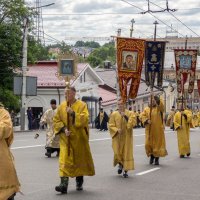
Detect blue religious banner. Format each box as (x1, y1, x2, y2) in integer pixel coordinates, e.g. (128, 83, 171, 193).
(145, 41, 166, 87)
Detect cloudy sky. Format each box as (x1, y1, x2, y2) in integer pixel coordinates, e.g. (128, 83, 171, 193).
(26, 0, 200, 45)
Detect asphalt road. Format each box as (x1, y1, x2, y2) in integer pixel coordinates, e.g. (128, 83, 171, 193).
(12, 127, 200, 200)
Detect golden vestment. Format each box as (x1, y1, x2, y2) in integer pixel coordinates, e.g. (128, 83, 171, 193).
(166, 110, 175, 127)
(0, 107, 20, 200)
(174, 110, 192, 155)
(140, 100, 168, 157)
(108, 110, 136, 171)
(53, 100, 95, 178)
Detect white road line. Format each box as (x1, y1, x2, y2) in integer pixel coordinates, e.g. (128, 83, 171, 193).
(12, 137, 145, 149)
(136, 144, 145, 147)
(11, 144, 45, 150)
(90, 138, 111, 142)
(135, 134, 145, 137)
(136, 167, 160, 176)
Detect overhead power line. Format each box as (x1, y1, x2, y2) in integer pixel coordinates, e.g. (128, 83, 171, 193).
(141, 0, 177, 14)
(148, 0, 200, 37)
(121, 0, 185, 37)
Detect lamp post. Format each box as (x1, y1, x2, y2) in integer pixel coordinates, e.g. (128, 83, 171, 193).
(130, 18, 135, 38)
(20, 3, 55, 131)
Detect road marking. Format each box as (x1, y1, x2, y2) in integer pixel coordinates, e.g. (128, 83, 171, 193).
(135, 134, 145, 137)
(136, 167, 160, 176)
(11, 144, 44, 150)
(12, 137, 145, 149)
(15, 139, 28, 142)
(90, 138, 111, 142)
(136, 144, 145, 147)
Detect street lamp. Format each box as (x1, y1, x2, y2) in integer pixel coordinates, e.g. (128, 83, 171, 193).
(130, 18, 135, 38)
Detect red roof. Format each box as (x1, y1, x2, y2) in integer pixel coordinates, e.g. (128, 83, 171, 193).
(98, 87, 117, 106)
(27, 61, 87, 88)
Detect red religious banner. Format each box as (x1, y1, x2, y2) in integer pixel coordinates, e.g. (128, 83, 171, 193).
(116, 37, 145, 101)
(174, 49, 197, 94)
(197, 80, 200, 96)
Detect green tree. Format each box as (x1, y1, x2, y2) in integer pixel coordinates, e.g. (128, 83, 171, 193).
(74, 41, 85, 47)
(85, 41, 100, 48)
(74, 40, 100, 48)
(28, 36, 49, 62)
(87, 56, 102, 67)
(87, 42, 116, 67)
(0, 0, 35, 111)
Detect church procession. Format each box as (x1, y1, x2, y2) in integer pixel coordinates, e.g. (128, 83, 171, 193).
(2, 32, 200, 200)
(1, 1, 200, 200)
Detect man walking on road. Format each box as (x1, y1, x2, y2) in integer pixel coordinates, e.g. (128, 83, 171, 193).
(35, 99, 60, 158)
(53, 87, 95, 194)
(140, 95, 168, 165)
(174, 104, 193, 158)
(108, 100, 136, 178)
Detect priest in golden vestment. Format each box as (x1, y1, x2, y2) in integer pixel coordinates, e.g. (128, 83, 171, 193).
(192, 108, 199, 127)
(174, 104, 193, 158)
(198, 110, 200, 127)
(108, 100, 136, 178)
(53, 87, 95, 194)
(0, 103, 20, 200)
(140, 95, 168, 165)
(166, 106, 175, 130)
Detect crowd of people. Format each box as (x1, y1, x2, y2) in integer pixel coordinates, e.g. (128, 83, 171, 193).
(1, 87, 200, 199)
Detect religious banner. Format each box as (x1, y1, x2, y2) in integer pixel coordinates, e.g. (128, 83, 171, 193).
(174, 49, 197, 94)
(116, 37, 145, 101)
(145, 41, 166, 88)
(197, 79, 200, 96)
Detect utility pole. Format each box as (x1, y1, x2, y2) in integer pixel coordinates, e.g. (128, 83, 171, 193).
(115, 29, 121, 100)
(153, 20, 159, 41)
(130, 18, 135, 38)
(21, 17, 28, 131)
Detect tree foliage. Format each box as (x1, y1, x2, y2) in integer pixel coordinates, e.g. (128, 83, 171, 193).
(87, 42, 116, 67)
(74, 40, 100, 48)
(0, 0, 42, 112)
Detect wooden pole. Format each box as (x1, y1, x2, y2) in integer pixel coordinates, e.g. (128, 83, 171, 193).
(65, 77, 71, 156)
(149, 87, 153, 145)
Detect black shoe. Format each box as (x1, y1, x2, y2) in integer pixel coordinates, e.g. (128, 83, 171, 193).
(117, 164, 123, 174)
(154, 157, 159, 165)
(76, 176, 83, 191)
(8, 193, 16, 200)
(45, 152, 51, 158)
(187, 153, 190, 157)
(180, 155, 185, 158)
(55, 177, 68, 194)
(123, 171, 128, 178)
(149, 155, 155, 165)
